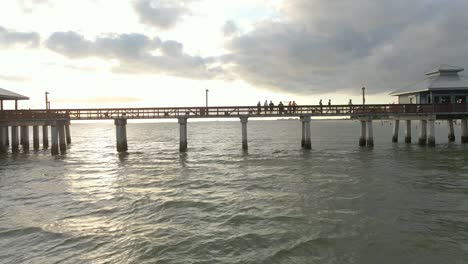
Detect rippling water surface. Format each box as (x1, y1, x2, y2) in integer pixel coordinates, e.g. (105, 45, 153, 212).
(1, 120, 468, 263)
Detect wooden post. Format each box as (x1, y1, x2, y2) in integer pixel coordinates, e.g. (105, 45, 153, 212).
(51, 122, 59, 155)
(392, 120, 400, 143)
(302, 116, 311, 149)
(240, 116, 248, 150)
(178, 117, 188, 152)
(33, 126, 40, 150)
(11, 126, 19, 153)
(58, 121, 66, 154)
(405, 120, 412, 143)
(418, 120, 427, 145)
(65, 122, 71, 144)
(115, 119, 128, 152)
(359, 120, 366, 146)
(366, 117, 374, 147)
(42, 125, 49, 149)
(447, 119, 455, 142)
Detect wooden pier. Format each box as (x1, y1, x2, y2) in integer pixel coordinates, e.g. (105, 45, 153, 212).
(0, 103, 468, 154)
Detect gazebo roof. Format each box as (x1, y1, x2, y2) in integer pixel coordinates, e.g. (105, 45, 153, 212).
(0, 87, 29, 100)
(390, 65, 468, 96)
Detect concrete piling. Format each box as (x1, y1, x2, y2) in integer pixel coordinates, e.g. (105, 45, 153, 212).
(359, 120, 366, 147)
(178, 117, 188, 152)
(0, 127, 7, 153)
(115, 119, 128, 152)
(65, 123, 71, 144)
(58, 122, 67, 154)
(392, 120, 400, 143)
(21, 126, 29, 151)
(11, 126, 19, 152)
(33, 126, 40, 150)
(418, 120, 427, 145)
(42, 125, 49, 149)
(5, 127, 9, 146)
(240, 116, 248, 150)
(366, 118, 374, 147)
(405, 120, 412, 143)
(51, 122, 59, 155)
(427, 119, 436, 147)
(461, 119, 468, 143)
(447, 119, 455, 142)
(302, 116, 312, 149)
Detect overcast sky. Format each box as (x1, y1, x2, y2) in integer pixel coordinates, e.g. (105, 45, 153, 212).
(1, 0, 467, 109)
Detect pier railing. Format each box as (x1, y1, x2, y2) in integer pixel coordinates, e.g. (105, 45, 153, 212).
(0, 103, 467, 121)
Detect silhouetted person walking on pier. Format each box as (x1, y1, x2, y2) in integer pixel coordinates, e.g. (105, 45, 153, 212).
(269, 101, 274, 114)
(319, 99, 323, 113)
(264, 100, 268, 112)
(257, 101, 261, 114)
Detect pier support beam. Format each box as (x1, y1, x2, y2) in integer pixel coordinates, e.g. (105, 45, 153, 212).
(405, 120, 412, 143)
(115, 119, 128, 153)
(5, 127, 9, 146)
(51, 122, 59, 155)
(42, 125, 49, 149)
(33, 126, 40, 150)
(359, 120, 366, 147)
(240, 116, 248, 150)
(302, 116, 311, 149)
(11, 126, 19, 153)
(427, 119, 436, 147)
(0, 127, 7, 153)
(447, 120, 455, 142)
(392, 120, 400, 143)
(58, 121, 67, 154)
(418, 120, 427, 145)
(178, 117, 188, 152)
(461, 119, 468, 143)
(65, 122, 71, 145)
(366, 118, 374, 147)
(21, 126, 29, 151)
(300, 117, 305, 147)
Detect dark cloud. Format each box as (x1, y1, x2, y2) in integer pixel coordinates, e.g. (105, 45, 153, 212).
(0, 26, 40, 48)
(223, 0, 468, 95)
(45, 31, 222, 79)
(133, 0, 194, 30)
(222, 21, 238, 37)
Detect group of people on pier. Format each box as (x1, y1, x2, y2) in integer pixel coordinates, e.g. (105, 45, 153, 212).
(257, 100, 298, 114)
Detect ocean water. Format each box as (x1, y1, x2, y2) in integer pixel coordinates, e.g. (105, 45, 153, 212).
(1, 120, 467, 264)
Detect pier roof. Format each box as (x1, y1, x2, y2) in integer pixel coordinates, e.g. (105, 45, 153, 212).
(390, 65, 468, 96)
(0, 87, 29, 100)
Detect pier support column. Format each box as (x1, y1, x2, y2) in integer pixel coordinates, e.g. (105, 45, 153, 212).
(65, 122, 71, 145)
(33, 126, 40, 150)
(405, 120, 412, 143)
(0, 126, 7, 153)
(366, 118, 374, 147)
(11, 126, 19, 153)
(300, 117, 305, 147)
(240, 116, 248, 150)
(114, 119, 128, 152)
(427, 119, 436, 147)
(392, 120, 400, 143)
(461, 119, 468, 143)
(58, 121, 67, 154)
(359, 120, 366, 147)
(447, 120, 455, 142)
(418, 120, 427, 145)
(21, 126, 29, 151)
(302, 116, 311, 149)
(178, 117, 188, 152)
(42, 125, 49, 149)
(51, 122, 59, 155)
(5, 127, 9, 146)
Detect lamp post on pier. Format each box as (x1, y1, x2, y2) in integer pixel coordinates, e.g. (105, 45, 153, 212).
(205, 89, 209, 108)
(362, 87, 366, 105)
(45, 91, 50, 110)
